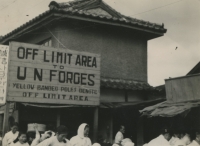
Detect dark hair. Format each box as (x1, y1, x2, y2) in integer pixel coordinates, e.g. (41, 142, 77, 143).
(46, 131, 52, 137)
(184, 132, 195, 141)
(11, 122, 19, 128)
(161, 127, 171, 135)
(13, 131, 27, 143)
(57, 125, 68, 135)
(84, 125, 89, 129)
(120, 125, 125, 130)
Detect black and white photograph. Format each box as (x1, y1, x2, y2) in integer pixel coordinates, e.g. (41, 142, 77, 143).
(0, 0, 200, 146)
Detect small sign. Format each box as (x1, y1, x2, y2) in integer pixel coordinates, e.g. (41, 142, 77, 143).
(0, 45, 9, 104)
(7, 42, 101, 105)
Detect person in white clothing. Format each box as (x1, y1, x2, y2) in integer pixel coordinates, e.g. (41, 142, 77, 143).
(31, 124, 54, 146)
(147, 127, 171, 146)
(3, 122, 19, 146)
(37, 125, 70, 146)
(10, 132, 29, 146)
(121, 138, 135, 146)
(70, 123, 92, 146)
(114, 125, 125, 144)
(187, 129, 200, 146)
(92, 143, 101, 146)
(169, 129, 180, 146)
(174, 131, 194, 146)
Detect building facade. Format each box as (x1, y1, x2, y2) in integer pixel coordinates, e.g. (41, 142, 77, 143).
(0, 0, 167, 145)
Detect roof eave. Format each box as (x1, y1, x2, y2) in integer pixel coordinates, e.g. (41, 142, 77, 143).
(0, 10, 166, 45)
(0, 11, 54, 45)
(54, 12, 165, 36)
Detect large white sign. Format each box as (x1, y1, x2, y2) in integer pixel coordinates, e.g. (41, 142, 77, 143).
(7, 42, 100, 105)
(0, 45, 9, 104)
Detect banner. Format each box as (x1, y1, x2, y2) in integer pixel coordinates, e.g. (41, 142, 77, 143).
(0, 45, 9, 104)
(7, 42, 100, 105)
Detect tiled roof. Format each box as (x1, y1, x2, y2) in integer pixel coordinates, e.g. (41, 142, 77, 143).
(0, 0, 167, 44)
(49, 0, 166, 33)
(100, 78, 154, 90)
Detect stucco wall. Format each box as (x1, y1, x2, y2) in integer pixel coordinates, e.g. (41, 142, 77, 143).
(53, 19, 148, 82)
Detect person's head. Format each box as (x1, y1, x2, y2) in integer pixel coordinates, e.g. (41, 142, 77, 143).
(11, 122, 19, 134)
(120, 125, 125, 134)
(56, 125, 68, 142)
(181, 132, 193, 145)
(172, 129, 181, 139)
(40, 131, 53, 141)
(78, 123, 90, 138)
(161, 128, 172, 141)
(84, 125, 90, 137)
(13, 132, 27, 144)
(195, 130, 200, 143)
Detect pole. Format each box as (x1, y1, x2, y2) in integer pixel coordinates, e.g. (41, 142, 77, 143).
(56, 109, 61, 127)
(2, 102, 10, 136)
(93, 107, 99, 142)
(109, 110, 113, 144)
(136, 117, 144, 146)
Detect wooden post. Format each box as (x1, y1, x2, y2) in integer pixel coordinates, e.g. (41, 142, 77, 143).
(2, 102, 10, 136)
(0, 113, 3, 131)
(109, 110, 113, 144)
(56, 109, 61, 127)
(136, 117, 144, 146)
(93, 107, 99, 142)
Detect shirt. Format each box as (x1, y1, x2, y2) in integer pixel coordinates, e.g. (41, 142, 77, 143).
(147, 135, 171, 146)
(169, 137, 180, 146)
(36, 136, 70, 146)
(70, 135, 91, 146)
(115, 131, 124, 144)
(187, 140, 200, 146)
(10, 142, 29, 146)
(31, 131, 40, 146)
(3, 131, 19, 146)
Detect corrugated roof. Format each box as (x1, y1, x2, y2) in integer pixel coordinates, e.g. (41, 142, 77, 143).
(0, 0, 167, 44)
(139, 100, 200, 117)
(100, 78, 154, 90)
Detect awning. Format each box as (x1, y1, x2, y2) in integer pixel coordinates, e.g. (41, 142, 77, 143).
(139, 100, 200, 117)
(20, 98, 164, 109)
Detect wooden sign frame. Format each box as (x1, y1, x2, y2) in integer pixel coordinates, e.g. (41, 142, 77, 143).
(7, 42, 100, 105)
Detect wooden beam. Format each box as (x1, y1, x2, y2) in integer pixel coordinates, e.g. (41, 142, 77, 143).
(2, 102, 10, 136)
(93, 107, 99, 142)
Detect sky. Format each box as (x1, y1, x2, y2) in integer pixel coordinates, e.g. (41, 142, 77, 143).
(0, 0, 199, 86)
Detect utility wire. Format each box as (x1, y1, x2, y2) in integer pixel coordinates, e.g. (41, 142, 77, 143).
(129, 0, 186, 16)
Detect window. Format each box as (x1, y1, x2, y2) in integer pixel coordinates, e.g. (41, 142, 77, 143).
(38, 38, 52, 47)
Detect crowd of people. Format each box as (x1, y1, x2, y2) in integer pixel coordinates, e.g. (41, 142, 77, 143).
(143, 127, 200, 146)
(1, 122, 100, 146)
(1, 123, 133, 146)
(1, 122, 200, 146)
